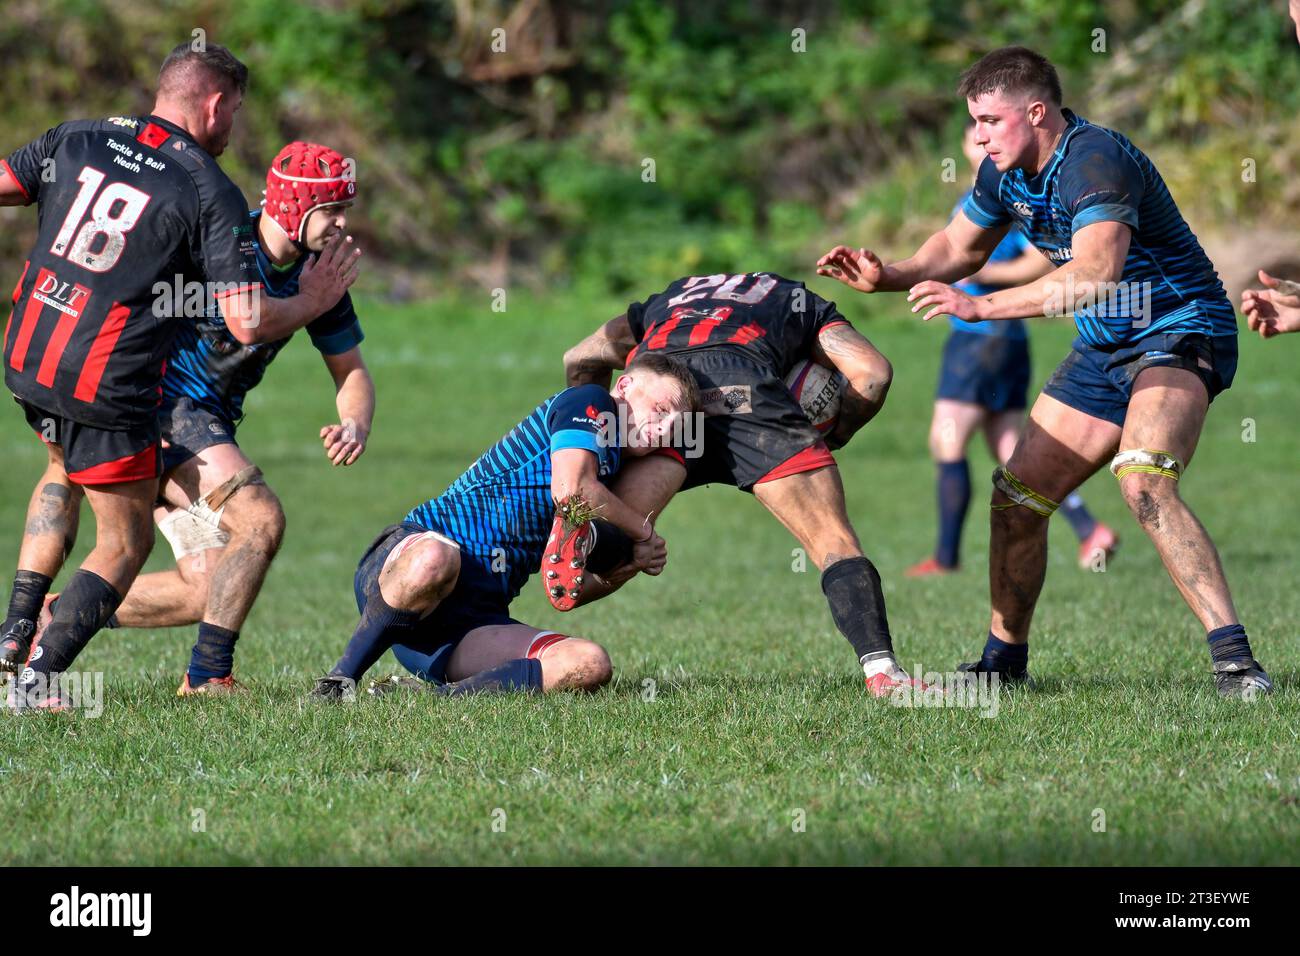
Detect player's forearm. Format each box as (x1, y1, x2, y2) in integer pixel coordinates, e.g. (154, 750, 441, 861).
(222, 291, 326, 345)
(334, 367, 375, 441)
(978, 257, 1121, 321)
(557, 477, 650, 543)
(828, 378, 887, 449)
(563, 342, 621, 387)
(881, 231, 986, 290)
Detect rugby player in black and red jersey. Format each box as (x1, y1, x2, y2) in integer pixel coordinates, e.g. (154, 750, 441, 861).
(0, 43, 359, 708)
(564, 272, 926, 697)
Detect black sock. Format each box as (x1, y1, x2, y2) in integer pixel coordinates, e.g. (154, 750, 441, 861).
(978, 632, 1028, 674)
(434, 658, 542, 696)
(4, 570, 53, 629)
(934, 460, 970, 568)
(585, 520, 634, 575)
(820, 556, 894, 664)
(332, 592, 420, 682)
(46, 595, 119, 629)
(188, 622, 240, 686)
(1207, 623, 1253, 664)
(21, 570, 122, 681)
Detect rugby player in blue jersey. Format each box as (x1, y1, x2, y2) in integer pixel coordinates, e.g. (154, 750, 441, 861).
(819, 46, 1271, 697)
(25, 142, 371, 697)
(310, 353, 698, 700)
(907, 120, 1117, 578)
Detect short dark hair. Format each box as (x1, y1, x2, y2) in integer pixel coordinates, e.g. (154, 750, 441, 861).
(957, 46, 1062, 107)
(158, 42, 249, 101)
(625, 352, 700, 412)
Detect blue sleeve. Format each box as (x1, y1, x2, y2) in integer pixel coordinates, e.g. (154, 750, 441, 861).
(547, 384, 616, 457)
(1058, 136, 1143, 235)
(961, 158, 1011, 229)
(306, 290, 364, 355)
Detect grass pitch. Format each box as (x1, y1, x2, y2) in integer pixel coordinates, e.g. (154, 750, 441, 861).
(2, 287, 1297, 865)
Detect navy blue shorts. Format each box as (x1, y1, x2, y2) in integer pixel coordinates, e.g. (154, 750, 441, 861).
(1041, 332, 1238, 428)
(160, 395, 238, 472)
(935, 330, 1030, 412)
(353, 523, 518, 684)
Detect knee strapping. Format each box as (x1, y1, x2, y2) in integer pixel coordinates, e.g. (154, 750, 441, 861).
(1110, 449, 1182, 482)
(991, 466, 1059, 517)
(526, 632, 570, 660)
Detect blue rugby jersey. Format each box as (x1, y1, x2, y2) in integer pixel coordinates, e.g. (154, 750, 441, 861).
(950, 192, 1029, 339)
(406, 385, 622, 602)
(162, 209, 363, 425)
(961, 110, 1235, 348)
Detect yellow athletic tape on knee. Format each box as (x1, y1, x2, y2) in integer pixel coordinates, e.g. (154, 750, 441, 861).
(1109, 449, 1182, 482)
(991, 466, 1059, 517)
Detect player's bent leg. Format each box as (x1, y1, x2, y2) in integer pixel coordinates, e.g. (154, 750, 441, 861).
(912, 400, 985, 576)
(974, 393, 1119, 679)
(986, 406, 1120, 568)
(445, 624, 612, 693)
(114, 504, 214, 628)
(146, 442, 282, 694)
(2, 445, 85, 673)
(1115, 366, 1269, 697)
(753, 464, 923, 697)
(15, 477, 156, 709)
(313, 530, 462, 699)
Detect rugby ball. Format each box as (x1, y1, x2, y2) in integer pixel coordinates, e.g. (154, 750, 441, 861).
(785, 359, 844, 433)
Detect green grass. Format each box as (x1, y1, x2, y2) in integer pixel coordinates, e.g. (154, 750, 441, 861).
(2, 284, 1298, 865)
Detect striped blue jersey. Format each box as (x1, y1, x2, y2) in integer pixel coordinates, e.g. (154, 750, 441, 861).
(962, 110, 1235, 348)
(406, 385, 622, 603)
(950, 191, 1029, 339)
(162, 209, 363, 424)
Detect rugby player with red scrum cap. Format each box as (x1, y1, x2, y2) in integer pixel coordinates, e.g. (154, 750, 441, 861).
(0, 44, 360, 710)
(14, 140, 371, 700)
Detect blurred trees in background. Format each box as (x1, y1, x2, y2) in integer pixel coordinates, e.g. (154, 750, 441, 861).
(1, 0, 1296, 297)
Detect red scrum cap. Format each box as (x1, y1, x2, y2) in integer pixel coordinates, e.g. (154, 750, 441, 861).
(262, 141, 355, 244)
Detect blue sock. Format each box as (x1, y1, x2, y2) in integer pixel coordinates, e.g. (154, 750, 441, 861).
(1059, 492, 1097, 540)
(188, 623, 239, 686)
(935, 459, 971, 568)
(979, 632, 1028, 673)
(1206, 624, 1253, 664)
(332, 593, 419, 682)
(436, 658, 542, 696)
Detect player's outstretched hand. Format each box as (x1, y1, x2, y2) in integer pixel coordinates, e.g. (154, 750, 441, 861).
(300, 233, 362, 312)
(320, 422, 367, 466)
(907, 280, 983, 323)
(632, 529, 668, 576)
(1242, 270, 1300, 339)
(816, 246, 886, 293)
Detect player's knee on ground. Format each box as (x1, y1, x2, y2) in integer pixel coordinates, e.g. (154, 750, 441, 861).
(532, 635, 612, 692)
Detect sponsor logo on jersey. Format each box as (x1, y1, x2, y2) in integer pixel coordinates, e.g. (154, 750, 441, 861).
(107, 116, 139, 129)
